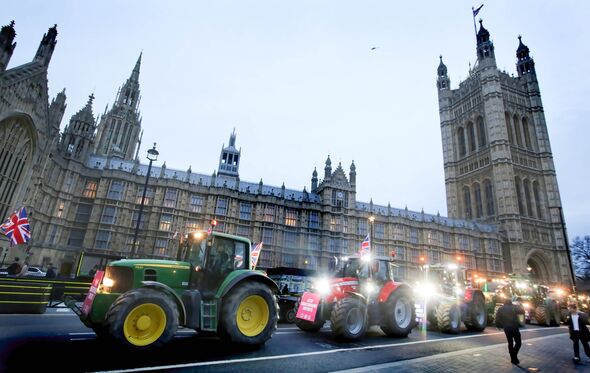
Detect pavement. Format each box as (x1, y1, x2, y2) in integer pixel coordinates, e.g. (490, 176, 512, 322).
(334, 328, 590, 373)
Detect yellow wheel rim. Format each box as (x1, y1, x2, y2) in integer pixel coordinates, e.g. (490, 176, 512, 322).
(236, 295, 269, 337)
(123, 303, 167, 346)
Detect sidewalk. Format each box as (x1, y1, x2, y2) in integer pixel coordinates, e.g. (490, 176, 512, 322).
(336, 328, 590, 372)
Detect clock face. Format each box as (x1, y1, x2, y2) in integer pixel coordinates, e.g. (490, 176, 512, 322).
(337, 191, 344, 198)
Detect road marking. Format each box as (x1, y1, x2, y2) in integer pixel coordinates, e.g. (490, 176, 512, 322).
(275, 331, 303, 335)
(70, 337, 94, 341)
(331, 333, 566, 372)
(100, 328, 563, 372)
(69, 332, 95, 336)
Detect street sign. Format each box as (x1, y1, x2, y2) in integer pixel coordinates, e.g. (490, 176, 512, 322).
(295, 291, 321, 322)
(81, 270, 104, 316)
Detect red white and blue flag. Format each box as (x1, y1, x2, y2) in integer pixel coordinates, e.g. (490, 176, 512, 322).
(251, 242, 263, 269)
(0, 207, 31, 247)
(359, 234, 370, 256)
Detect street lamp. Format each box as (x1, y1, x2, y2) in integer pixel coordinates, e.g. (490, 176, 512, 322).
(368, 215, 375, 254)
(131, 143, 159, 258)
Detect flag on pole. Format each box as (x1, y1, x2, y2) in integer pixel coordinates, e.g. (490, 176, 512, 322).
(251, 242, 263, 269)
(0, 207, 31, 247)
(359, 234, 370, 256)
(472, 4, 484, 17)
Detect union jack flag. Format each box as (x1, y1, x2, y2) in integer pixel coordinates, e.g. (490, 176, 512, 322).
(250, 242, 263, 269)
(0, 207, 31, 247)
(359, 234, 370, 255)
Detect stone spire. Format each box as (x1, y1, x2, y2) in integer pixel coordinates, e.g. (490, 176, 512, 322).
(516, 35, 535, 77)
(0, 20, 17, 72)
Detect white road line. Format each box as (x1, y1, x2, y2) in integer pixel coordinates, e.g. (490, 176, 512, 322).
(331, 333, 566, 373)
(99, 327, 563, 373)
(68, 332, 95, 335)
(275, 331, 303, 335)
(70, 337, 94, 341)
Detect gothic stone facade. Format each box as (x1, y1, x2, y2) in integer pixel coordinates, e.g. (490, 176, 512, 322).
(437, 20, 571, 285)
(0, 20, 567, 286)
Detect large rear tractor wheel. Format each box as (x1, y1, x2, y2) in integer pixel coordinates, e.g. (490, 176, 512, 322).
(285, 306, 297, 324)
(294, 296, 325, 332)
(220, 282, 278, 345)
(436, 302, 461, 334)
(535, 305, 549, 326)
(465, 295, 487, 332)
(331, 297, 367, 340)
(105, 288, 178, 348)
(380, 288, 415, 337)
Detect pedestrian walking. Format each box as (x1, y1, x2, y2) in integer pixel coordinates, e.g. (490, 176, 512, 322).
(566, 302, 590, 363)
(6, 257, 21, 275)
(495, 298, 525, 365)
(45, 263, 57, 278)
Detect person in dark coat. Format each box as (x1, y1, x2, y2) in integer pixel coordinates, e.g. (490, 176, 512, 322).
(496, 298, 525, 365)
(566, 303, 590, 363)
(45, 264, 57, 279)
(6, 257, 21, 275)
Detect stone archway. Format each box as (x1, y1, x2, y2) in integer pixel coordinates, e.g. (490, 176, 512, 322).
(526, 249, 553, 284)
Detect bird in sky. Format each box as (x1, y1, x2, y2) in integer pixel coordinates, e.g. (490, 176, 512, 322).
(371, 46, 380, 50)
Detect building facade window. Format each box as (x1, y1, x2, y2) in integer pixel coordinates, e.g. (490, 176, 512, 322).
(358, 219, 368, 236)
(135, 186, 155, 205)
(484, 180, 494, 216)
(159, 214, 173, 231)
(215, 197, 228, 216)
(55, 200, 65, 218)
(375, 223, 385, 239)
(239, 202, 252, 220)
(101, 206, 117, 224)
(155, 239, 169, 257)
(515, 177, 524, 215)
(409, 228, 418, 244)
(95, 230, 112, 249)
(533, 181, 543, 219)
(107, 180, 124, 200)
(190, 195, 204, 213)
(131, 211, 148, 230)
(285, 209, 298, 227)
(237, 225, 251, 237)
(458, 127, 466, 157)
(308, 211, 320, 229)
(308, 234, 320, 251)
(329, 238, 341, 253)
(284, 232, 298, 249)
(463, 186, 472, 219)
(467, 122, 476, 152)
(264, 205, 275, 223)
(477, 117, 487, 147)
(262, 228, 274, 245)
(67, 228, 85, 247)
(474, 182, 483, 218)
(83, 180, 98, 198)
(164, 188, 178, 208)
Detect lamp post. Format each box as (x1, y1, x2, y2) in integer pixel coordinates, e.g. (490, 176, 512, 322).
(368, 215, 375, 255)
(131, 143, 159, 258)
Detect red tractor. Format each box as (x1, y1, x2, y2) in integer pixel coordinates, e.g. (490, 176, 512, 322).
(294, 254, 415, 340)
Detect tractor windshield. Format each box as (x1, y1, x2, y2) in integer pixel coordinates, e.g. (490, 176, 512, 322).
(341, 258, 370, 279)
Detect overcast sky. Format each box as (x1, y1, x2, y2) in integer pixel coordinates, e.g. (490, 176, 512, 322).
(5, 1, 589, 239)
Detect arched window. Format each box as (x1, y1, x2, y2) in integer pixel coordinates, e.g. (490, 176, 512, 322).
(522, 117, 532, 150)
(458, 127, 466, 157)
(523, 179, 533, 217)
(505, 112, 514, 144)
(513, 115, 522, 147)
(474, 182, 483, 218)
(467, 122, 476, 152)
(484, 179, 495, 216)
(463, 186, 472, 219)
(515, 177, 524, 215)
(0, 118, 33, 221)
(477, 117, 487, 147)
(533, 181, 543, 219)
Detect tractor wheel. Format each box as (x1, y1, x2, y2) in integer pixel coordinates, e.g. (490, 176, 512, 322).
(435, 302, 461, 334)
(220, 282, 278, 345)
(330, 297, 367, 340)
(380, 288, 415, 337)
(535, 305, 549, 326)
(294, 296, 324, 332)
(105, 288, 178, 348)
(91, 323, 110, 339)
(285, 306, 297, 324)
(465, 295, 487, 332)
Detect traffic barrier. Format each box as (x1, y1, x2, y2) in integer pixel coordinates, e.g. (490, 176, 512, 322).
(0, 279, 52, 314)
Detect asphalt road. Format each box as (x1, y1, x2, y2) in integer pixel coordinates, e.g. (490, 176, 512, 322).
(0, 308, 568, 372)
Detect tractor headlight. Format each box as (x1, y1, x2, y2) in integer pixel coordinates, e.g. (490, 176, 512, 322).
(314, 278, 332, 296)
(364, 282, 377, 295)
(102, 277, 115, 288)
(454, 287, 464, 296)
(415, 282, 435, 299)
(523, 302, 531, 310)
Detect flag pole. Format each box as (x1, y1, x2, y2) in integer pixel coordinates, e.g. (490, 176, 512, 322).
(472, 7, 478, 42)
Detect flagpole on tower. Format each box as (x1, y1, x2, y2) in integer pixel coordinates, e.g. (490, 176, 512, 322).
(472, 4, 484, 41)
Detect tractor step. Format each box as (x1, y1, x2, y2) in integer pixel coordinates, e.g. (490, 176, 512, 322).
(201, 299, 218, 331)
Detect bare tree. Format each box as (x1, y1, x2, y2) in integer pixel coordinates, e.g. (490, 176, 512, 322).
(572, 236, 590, 280)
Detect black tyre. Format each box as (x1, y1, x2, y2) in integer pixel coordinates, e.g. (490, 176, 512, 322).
(220, 281, 278, 345)
(380, 288, 415, 337)
(294, 296, 324, 332)
(90, 323, 110, 339)
(330, 297, 367, 340)
(465, 295, 487, 332)
(436, 302, 461, 334)
(104, 288, 178, 349)
(535, 305, 549, 326)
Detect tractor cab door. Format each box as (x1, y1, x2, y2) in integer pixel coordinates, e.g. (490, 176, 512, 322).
(199, 236, 247, 296)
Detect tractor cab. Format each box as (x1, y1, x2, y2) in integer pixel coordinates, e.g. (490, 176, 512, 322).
(419, 264, 467, 298)
(339, 255, 394, 284)
(178, 231, 248, 296)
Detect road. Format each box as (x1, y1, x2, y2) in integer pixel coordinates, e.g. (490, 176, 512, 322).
(0, 308, 571, 372)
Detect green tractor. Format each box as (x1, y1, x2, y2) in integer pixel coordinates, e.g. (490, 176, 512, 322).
(66, 231, 279, 349)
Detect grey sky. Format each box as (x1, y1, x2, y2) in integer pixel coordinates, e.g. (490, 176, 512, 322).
(5, 1, 589, 239)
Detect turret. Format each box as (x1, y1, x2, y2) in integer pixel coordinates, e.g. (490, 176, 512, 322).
(34, 24, 57, 66)
(437, 55, 450, 91)
(0, 20, 16, 72)
(349, 161, 356, 188)
(516, 35, 536, 77)
(476, 20, 496, 68)
(311, 167, 318, 191)
(218, 129, 241, 177)
(324, 155, 332, 180)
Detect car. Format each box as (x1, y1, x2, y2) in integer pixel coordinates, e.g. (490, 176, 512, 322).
(25, 266, 46, 277)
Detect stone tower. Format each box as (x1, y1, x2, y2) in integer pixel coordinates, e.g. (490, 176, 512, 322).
(217, 129, 241, 177)
(437, 20, 571, 285)
(0, 21, 16, 72)
(59, 94, 97, 161)
(94, 53, 143, 160)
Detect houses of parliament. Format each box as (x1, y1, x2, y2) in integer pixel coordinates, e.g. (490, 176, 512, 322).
(0, 19, 572, 285)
